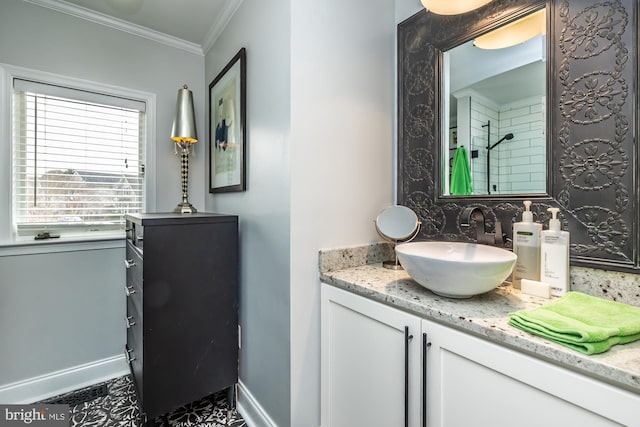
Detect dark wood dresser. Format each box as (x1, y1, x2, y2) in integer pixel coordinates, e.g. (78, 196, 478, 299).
(124, 212, 239, 421)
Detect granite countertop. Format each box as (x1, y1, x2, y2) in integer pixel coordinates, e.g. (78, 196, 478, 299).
(319, 244, 640, 395)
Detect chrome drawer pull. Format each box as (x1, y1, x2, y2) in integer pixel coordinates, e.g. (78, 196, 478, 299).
(125, 316, 135, 328)
(124, 259, 136, 269)
(125, 348, 136, 363)
(125, 285, 136, 296)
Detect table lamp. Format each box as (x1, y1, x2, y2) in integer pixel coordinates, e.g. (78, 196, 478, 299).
(171, 84, 198, 213)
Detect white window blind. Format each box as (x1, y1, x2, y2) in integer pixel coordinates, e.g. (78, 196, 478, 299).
(12, 78, 145, 237)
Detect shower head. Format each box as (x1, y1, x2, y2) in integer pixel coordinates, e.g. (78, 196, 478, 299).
(488, 133, 515, 150)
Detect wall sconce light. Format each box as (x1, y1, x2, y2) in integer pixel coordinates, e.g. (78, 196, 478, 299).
(171, 84, 198, 214)
(474, 9, 546, 49)
(421, 0, 493, 15)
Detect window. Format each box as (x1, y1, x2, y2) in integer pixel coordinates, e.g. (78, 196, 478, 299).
(11, 78, 146, 238)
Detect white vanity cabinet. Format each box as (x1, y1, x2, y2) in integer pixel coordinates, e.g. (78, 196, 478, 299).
(321, 283, 640, 427)
(424, 318, 640, 427)
(321, 284, 422, 427)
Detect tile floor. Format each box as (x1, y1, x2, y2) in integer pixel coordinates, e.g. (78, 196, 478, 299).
(42, 375, 246, 427)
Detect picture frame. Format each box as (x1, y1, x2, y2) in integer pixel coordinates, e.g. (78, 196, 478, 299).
(209, 47, 246, 193)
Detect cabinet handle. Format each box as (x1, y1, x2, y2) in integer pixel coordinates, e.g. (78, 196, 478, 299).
(124, 259, 136, 269)
(422, 333, 431, 427)
(404, 326, 413, 427)
(125, 285, 136, 296)
(125, 316, 135, 328)
(125, 348, 136, 363)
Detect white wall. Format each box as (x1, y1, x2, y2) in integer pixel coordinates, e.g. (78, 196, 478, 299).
(470, 96, 499, 194)
(290, 0, 400, 425)
(497, 97, 546, 193)
(204, 1, 291, 426)
(468, 95, 546, 195)
(0, 0, 204, 401)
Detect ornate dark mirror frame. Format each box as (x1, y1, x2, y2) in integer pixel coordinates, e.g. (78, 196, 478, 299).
(398, 0, 638, 272)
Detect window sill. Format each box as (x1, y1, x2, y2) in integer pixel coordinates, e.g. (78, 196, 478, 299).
(0, 234, 126, 256)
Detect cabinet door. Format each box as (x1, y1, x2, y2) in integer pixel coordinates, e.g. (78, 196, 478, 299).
(321, 284, 421, 427)
(423, 319, 640, 427)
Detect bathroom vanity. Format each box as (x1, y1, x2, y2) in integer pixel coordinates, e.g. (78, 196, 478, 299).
(319, 246, 640, 427)
(338, 0, 640, 424)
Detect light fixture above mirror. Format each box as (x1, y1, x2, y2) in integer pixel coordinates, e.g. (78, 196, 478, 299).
(474, 9, 546, 49)
(421, 0, 493, 15)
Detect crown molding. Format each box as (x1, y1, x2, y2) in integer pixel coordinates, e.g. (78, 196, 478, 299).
(22, 0, 204, 56)
(201, 0, 244, 54)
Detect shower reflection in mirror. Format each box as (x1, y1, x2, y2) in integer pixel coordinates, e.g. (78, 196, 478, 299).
(442, 8, 547, 196)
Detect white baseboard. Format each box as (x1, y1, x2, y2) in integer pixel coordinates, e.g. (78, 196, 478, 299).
(0, 355, 129, 404)
(237, 380, 278, 427)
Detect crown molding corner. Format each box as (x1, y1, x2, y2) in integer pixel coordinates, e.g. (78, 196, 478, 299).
(201, 0, 244, 55)
(22, 0, 204, 56)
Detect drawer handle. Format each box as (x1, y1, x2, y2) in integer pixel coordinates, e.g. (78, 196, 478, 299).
(422, 333, 431, 427)
(124, 259, 136, 269)
(404, 326, 413, 427)
(125, 285, 136, 296)
(125, 316, 136, 328)
(125, 348, 136, 363)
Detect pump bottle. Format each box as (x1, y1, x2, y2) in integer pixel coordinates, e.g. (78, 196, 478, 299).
(540, 208, 570, 297)
(512, 201, 541, 289)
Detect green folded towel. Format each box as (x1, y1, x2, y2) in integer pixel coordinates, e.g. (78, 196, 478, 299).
(509, 292, 640, 355)
(450, 147, 473, 195)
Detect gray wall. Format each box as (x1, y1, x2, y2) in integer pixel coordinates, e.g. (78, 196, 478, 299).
(0, 0, 204, 398)
(204, 0, 291, 426)
(0, 246, 125, 385)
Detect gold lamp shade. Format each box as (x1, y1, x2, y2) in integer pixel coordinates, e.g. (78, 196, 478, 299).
(421, 0, 493, 15)
(474, 9, 546, 49)
(171, 84, 198, 144)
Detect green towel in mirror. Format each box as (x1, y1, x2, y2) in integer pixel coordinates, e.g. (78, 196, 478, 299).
(509, 292, 640, 354)
(450, 146, 473, 195)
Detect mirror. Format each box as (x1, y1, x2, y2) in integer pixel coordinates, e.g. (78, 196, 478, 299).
(398, 0, 639, 271)
(375, 205, 421, 269)
(375, 205, 420, 241)
(442, 11, 547, 196)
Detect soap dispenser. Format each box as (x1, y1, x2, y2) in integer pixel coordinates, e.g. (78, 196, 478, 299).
(512, 201, 541, 289)
(540, 208, 570, 297)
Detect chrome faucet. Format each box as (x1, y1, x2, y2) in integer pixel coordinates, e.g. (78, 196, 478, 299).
(460, 207, 504, 245)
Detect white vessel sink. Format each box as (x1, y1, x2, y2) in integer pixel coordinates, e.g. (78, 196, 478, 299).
(395, 241, 517, 298)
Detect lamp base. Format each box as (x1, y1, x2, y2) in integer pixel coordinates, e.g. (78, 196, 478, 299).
(174, 202, 197, 214)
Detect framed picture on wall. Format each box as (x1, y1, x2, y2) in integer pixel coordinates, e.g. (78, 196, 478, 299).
(209, 47, 246, 193)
